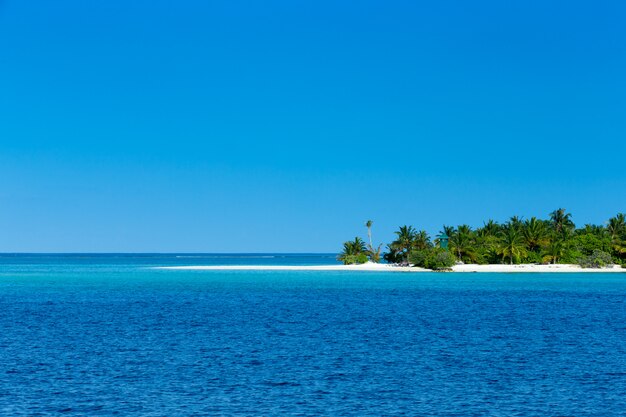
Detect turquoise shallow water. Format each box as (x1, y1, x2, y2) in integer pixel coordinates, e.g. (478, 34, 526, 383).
(1, 255, 626, 416)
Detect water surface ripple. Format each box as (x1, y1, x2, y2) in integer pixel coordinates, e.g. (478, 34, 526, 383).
(1, 256, 625, 416)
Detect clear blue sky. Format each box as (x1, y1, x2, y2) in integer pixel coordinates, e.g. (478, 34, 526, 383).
(1, 0, 625, 252)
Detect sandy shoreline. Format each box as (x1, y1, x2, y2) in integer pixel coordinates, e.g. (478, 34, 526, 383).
(156, 263, 427, 272)
(156, 263, 625, 273)
(451, 264, 625, 273)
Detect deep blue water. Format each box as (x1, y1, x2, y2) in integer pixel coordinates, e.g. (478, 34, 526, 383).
(1, 254, 626, 416)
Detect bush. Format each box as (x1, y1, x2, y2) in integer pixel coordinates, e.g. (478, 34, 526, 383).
(356, 253, 369, 264)
(578, 250, 614, 269)
(524, 251, 543, 264)
(383, 250, 401, 264)
(340, 253, 369, 265)
(409, 248, 456, 270)
(572, 233, 613, 256)
(339, 255, 356, 265)
(428, 249, 456, 270)
(408, 249, 428, 267)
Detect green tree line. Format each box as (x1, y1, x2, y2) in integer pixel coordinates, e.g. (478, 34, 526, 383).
(338, 210, 626, 269)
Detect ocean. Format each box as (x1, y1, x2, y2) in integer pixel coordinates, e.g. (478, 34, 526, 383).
(1, 254, 625, 416)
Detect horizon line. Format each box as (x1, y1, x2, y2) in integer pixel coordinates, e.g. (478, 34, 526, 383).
(0, 252, 339, 255)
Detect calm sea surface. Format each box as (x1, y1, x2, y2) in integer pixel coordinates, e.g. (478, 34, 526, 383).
(1, 254, 625, 416)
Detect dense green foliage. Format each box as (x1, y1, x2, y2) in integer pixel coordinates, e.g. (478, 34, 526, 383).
(337, 237, 368, 265)
(433, 209, 625, 267)
(340, 209, 626, 268)
(337, 220, 383, 264)
(579, 250, 614, 269)
(409, 247, 456, 270)
(383, 226, 430, 265)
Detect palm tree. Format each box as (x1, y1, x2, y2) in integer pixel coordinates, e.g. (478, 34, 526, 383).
(391, 225, 418, 265)
(449, 225, 477, 263)
(582, 224, 608, 237)
(473, 220, 500, 263)
(607, 213, 626, 241)
(366, 244, 383, 263)
(435, 225, 456, 247)
(522, 217, 549, 252)
(477, 220, 500, 238)
(362, 220, 383, 263)
(365, 220, 374, 249)
(606, 214, 626, 261)
(543, 239, 565, 265)
(353, 237, 367, 254)
(337, 237, 367, 264)
(509, 216, 524, 230)
(442, 225, 456, 238)
(550, 208, 575, 236)
(414, 230, 431, 250)
(499, 225, 527, 265)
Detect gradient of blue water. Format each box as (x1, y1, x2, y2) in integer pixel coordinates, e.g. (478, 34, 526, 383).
(1, 255, 625, 416)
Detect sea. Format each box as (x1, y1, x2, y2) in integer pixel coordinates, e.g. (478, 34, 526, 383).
(1, 254, 625, 416)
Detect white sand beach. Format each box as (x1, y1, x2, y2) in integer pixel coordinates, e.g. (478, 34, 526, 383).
(157, 262, 428, 272)
(451, 264, 625, 273)
(156, 263, 625, 273)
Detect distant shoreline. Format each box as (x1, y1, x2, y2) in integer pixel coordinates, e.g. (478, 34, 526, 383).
(156, 263, 625, 273)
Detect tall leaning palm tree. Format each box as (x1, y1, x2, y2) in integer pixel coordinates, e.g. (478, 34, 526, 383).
(364, 220, 382, 263)
(365, 220, 374, 249)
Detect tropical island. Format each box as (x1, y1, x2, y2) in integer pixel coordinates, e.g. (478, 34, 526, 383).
(338, 209, 626, 271)
(159, 209, 626, 273)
